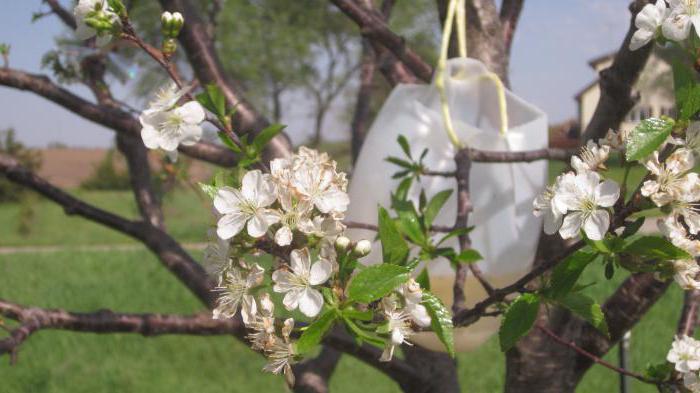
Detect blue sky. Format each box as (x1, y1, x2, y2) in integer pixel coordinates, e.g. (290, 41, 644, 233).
(0, 1, 631, 148)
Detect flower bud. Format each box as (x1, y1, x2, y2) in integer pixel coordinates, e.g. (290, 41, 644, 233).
(353, 239, 372, 257)
(161, 11, 184, 38)
(161, 38, 178, 56)
(335, 236, 351, 252)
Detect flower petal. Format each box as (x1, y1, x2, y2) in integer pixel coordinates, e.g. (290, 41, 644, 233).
(216, 212, 248, 240)
(584, 209, 610, 241)
(595, 180, 620, 207)
(290, 248, 311, 276)
(309, 259, 333, 286)
(559, 212, 584, 239)
(298, 288, 324, 317)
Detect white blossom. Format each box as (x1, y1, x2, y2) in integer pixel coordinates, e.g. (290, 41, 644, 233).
(203, 230, 230, 275)
(630, 0, 669, 50)
(272, 248, 332, 317)
(641, 149, 698, 207)
(213, 260, 264, 324)
(353, 239, 373, 257)
(214, 170, 279, 240)
(571, 140, 610, 173)
(273, 190, 312, 246)
(74, 0, 118, 46)
(533, 184, 564, 235)
(668, 335, 700, 373)
(598, 128, 629, 151)
(247, 294, 277, 351)
(379, 297, 416, 362)
(298, 216, 345, 240)
(673, 259, 700, 290)
(662, 0, 700, 42)
(145, 83, 190, 112)
(659, 216, 700, 256)
(291, 163, 349, 217)
(140, 101, 205, 159)
(397, 279, 431, 328)
(553, 170, 620, 241)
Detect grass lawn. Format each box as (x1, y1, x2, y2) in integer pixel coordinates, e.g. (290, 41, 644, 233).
(0, 155, 684, 392)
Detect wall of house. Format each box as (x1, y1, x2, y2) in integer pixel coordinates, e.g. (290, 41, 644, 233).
(579, 53, 674, 135)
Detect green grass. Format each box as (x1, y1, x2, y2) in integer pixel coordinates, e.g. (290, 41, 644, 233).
(0, 188, 212, 247)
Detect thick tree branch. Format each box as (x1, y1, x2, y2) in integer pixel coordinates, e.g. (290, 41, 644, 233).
(677, 288, 700, 336)
(499, 0, 524, 55)
(157, 0, 292, 163)
(581, 0, 653, 141)
(0, 67, 239, 167)
(330, 0, 433, 83)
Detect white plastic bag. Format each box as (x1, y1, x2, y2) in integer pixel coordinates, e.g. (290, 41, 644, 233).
(346, 57, 548, 352)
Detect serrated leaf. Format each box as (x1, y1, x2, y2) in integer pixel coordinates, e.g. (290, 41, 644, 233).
(622, 235, 692, 260)
(253, 124, 285, 152)
(625, 118, 674, 162)
(397, 135, 412, 159)
(499, 293, 540, 352)
(347, 264, 410, 303)
(673, 60, 700, 120)
(296, 309, 338, 354)
(423, 190, 452, 229)
(421, 292, 454, 357)
(544, 250, 598, 300)
(198, 182, 218, 199)
(557, 292, 609, 336)
(378, 206, 410, 265)
(455, 249, 483, 264)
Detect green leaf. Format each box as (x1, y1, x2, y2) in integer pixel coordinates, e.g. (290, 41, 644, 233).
(499, 293, 540, 352)
(625, 118, 674, 162)
(455, 249, 483, 264)
(198, 182, 218, 199)
(416, 268, 430, 291)
(421, 292, 455, 357)
(341, 307, 373, 321)
(296, 309, 338, 354)
(347, 264, 411, 303)
(386, 156, 413, 169)
(217, 132, 241, 153)
(195, 91, 216, 114)
(672, 60, 700, 120)
(557, 293, 609, 337)
(622, 235, 692, 260)
(423, 190, 453, 230)
(378, 206, 410, 265)
(543, 250, 598, 300)
(394, 178, 412, 202)
(206, 84, 226, 118)
(436, 226, 474, 246)
(252, 124, 285, 152)
(394, 200, 427, 246)
(621, 217, 645, 238)
(397, 135, 412, 159)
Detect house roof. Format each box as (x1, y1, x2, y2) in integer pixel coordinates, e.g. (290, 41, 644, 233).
(587, 51, 616, 69)
(574, 78, 599, 102)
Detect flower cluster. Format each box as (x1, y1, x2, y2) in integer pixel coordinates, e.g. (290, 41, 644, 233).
(74, 0, 120, 46)
(629, 0, 700, 51)
(139, 83, 205, 161)
(204, 147, 433, 383)
(533, 140, 620, 241)
(668, 335, 700, 392)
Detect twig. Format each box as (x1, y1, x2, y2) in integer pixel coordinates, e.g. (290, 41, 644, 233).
(343, 220, 453, 233)
(677, 288, 700, 336)
(536, 324, 659, 386)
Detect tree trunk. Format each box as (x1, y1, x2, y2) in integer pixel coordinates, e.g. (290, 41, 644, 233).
(350, 40, 376, 164)
(401, 346, 460, 393)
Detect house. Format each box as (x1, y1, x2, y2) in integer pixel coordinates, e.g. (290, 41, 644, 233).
(575, 48, 676, 137)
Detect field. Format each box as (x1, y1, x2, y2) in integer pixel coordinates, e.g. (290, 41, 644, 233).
(0, 156, 686, 392)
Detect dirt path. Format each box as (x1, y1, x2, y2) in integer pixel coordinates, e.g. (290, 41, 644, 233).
(0, 243, 207, 255)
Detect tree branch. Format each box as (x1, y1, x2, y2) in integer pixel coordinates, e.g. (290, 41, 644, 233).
(43, 0, 77, 29)
(499, 0, 524, 55)
(0, 67, 239, 167)
(677, 288, 700, 336)
(330, 0, 433, 83)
